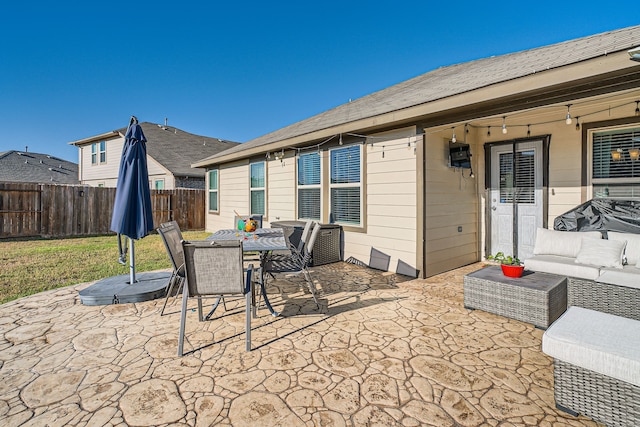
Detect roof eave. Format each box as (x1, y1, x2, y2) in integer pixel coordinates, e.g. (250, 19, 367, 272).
(68, 130, 120, 146)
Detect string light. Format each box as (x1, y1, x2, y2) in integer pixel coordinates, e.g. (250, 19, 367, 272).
(267, 95, 639, 160)
(339, 133, 343, 145)
(451, 127, 457, 143)
(382, 145, 385, 158)
(527, 125, 531, 137)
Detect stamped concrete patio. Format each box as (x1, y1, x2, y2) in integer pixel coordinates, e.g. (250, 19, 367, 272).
(0, 262, 603, 427)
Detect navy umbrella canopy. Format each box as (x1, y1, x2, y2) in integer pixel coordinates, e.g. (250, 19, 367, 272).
(110, 116, 154, 284)
(111, 116, 154, 240)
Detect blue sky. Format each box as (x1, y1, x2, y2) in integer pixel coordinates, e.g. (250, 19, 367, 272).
(1, 1, 638, 162)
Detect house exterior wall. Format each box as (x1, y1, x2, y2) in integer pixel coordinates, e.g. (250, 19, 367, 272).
(206, 159, 250, 231)
(474, 91, 640, 260)
(205, 128, 420, 274)
(349, 128, 418, 273)
(77, 136, 176, 189)
(423, 130, 479, 277)
(267, 152, 296, 223)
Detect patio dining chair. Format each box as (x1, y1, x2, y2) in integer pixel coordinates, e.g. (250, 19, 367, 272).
(178, 240, 254, 355)
(263, 222, 321, 307)
(157, 221, 186, 316)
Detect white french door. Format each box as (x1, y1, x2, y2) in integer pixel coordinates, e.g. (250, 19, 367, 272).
(489, 140, 544, 260)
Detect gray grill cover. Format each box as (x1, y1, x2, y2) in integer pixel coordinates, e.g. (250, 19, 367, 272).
(554, 199, 640, 234)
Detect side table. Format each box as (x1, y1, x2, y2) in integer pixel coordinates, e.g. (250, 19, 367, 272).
(463, 266, 567, 329)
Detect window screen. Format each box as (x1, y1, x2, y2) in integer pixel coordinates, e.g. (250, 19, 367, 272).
(250, 162, 265, 215)
(330, 145, 361, 225)
(499, 150, 535, 204)
(208, 169, 218, 212)
(592, 127, 640, 198)
(297, 153, 320, 220)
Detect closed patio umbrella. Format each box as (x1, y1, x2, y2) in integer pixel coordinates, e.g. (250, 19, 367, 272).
(79, 116, 169, 305)
(110, 115, 154, 285)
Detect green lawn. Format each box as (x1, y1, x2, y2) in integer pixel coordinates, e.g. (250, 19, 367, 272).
(0, 231, 209, 304)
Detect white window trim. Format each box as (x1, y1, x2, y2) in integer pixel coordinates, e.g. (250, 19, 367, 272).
(588, 124, 640, 199)
(90, 141, 107, 165)
(208, 169, 219, 213)
(296, 152, 322, 221)
(329, 144, 364, 227)
(250, 161, 266, 216)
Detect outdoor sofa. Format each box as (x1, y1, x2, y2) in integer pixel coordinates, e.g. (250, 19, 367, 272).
(524, 227, 640, 425)
(525, 227, 640, 320)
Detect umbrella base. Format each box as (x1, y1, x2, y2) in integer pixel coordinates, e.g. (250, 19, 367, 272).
(79, 271, 170, 305)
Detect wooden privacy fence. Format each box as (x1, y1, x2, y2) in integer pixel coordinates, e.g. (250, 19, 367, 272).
(0, 182, 205, 239)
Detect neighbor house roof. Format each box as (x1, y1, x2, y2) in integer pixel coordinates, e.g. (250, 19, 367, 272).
(0, 150, 79, 184)
(194, 25, 640, 167)
(70, 122, 239, 177)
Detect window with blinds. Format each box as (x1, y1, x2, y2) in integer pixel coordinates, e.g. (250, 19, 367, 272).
(592, 127, 640, 199)
(499, 150, 535, 204)
(208, 169, 218, 212)
(330, 145, 361, 225)
(250, 162, 265, 215)
(297, 152, 320, 220)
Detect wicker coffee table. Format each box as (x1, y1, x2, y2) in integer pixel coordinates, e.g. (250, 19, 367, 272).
(464, 266, 567, 329)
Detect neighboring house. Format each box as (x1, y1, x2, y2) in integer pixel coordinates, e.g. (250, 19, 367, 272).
(193, 25, 640, 278)
(0, 150, 79, 184)
(69, 122, 238, 189)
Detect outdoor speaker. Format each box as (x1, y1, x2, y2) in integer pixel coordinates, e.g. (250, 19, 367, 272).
(449, 142, 471, 168)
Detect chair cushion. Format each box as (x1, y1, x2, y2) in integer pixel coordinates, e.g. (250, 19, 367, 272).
(542, 306, 640, 388)
(608, 231, 640, 266)
(597, 266, 640, 290)
(575, 237, 626, 269)
(525, 255, 600, 280)
(533, 228, 601, 258)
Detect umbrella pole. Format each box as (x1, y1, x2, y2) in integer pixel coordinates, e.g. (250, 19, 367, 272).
(129, 238, 137, 284)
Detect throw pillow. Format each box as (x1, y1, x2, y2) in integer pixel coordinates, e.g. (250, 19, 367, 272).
(533, 228, 602, 258)
(608, 231, 640, 266)
(575, 237, 626, 268)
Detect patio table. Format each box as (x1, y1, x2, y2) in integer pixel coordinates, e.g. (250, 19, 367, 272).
(463, 266, 567, 329)
(207, 228, 288, 316)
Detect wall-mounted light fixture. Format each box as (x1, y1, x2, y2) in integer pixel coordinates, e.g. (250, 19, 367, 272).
(611, 148, 623, 161)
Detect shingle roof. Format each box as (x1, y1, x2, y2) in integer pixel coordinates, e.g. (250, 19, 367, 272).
(199, 25, 640, 163)
(0, 150, 79, 184)
(118, 122, 239, 176)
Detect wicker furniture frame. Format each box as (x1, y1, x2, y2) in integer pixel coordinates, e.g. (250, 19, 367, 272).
(553, 359, 640, 426)
(464, 266, 567, 328)
(567, 277, 640, 321)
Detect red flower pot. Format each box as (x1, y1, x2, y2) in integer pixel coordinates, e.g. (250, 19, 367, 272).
(501, 264, 524, 278)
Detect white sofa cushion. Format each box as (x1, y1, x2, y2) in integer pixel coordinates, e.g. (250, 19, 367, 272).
(597, 265, 640, 290)
(525, 255, 600, 280)
(608, 231, 640, 266)
(542, 306, 640, 388)
(575, 237, 626, 269)
(533, 228, 601, 258)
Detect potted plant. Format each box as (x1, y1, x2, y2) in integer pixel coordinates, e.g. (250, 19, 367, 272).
(487, 252, 524, 278)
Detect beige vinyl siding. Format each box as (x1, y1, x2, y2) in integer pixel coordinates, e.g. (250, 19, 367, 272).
(79, 137, 123, 184)
(206, 159, 249, 232)
(342, 128, 418, 273)
(266, 151, 295, 225)
(78, 137, 175, 189)
(424, 132, 478, 277)
(147, 157, 174, 189)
